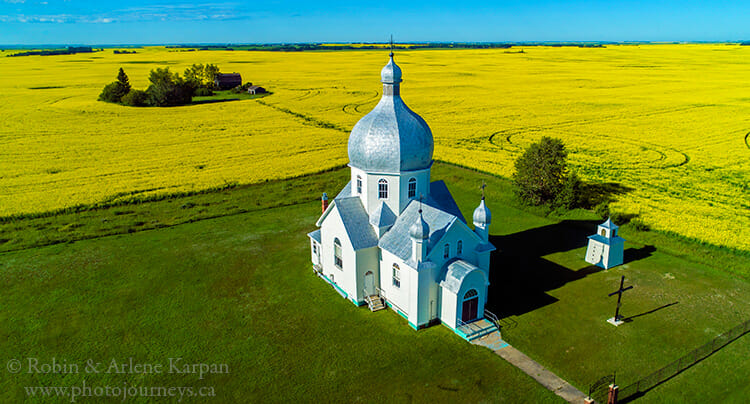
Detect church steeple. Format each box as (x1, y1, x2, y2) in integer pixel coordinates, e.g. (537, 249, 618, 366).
(380, 52, 402, 96)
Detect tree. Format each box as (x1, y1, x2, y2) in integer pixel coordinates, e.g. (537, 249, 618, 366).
(146, 67, 193, 107)
(183, 63, 220, 90)
(513, 136, 580, 207)
(116, 67, 131, 93)
(98, 67, 131, 103)
(121, 89, 148, 107)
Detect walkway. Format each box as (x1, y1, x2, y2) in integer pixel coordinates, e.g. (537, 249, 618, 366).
(473, 332, 589, 404)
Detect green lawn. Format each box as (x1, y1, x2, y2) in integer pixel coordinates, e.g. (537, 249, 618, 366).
(0, 165, 561, 403)
(191, 89, 269, 104)
(1, 163, 748, 403)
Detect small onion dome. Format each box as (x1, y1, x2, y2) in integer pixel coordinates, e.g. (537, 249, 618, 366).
(381, 54, 402, 84)
(473, 199, 491, 225)
(409, 210, 430, 240)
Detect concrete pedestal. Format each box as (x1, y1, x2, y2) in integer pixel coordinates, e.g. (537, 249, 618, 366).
(607, 316, 625, 326)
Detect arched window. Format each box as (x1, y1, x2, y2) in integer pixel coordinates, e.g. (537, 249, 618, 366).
(457, 240, 463, 255)
(334, 238, 343, 269)
(378, 179, 388, 199)
(392, 263, 401, 288)
(443, 243, 450, 259)
(356, 175, 362, 194)
(408, 177, 417, 198)
(464, 289, 478, 299)
(601, 229, 606, 237)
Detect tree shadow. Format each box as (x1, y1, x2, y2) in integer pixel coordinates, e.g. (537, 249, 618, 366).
(190, 98, 242, 105)
(579, 182, 635, 209)
(622, 301, 678, 323)
(486, 220, 604, 318)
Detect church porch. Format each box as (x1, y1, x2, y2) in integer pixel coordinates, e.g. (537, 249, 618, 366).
(455, 318, 498, 341)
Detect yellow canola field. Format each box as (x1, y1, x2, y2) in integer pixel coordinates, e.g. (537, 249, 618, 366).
(0, 45, 748, 250)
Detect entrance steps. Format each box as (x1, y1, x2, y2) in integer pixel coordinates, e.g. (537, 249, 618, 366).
(365, 294, 385, 312)
(456, 318, 498, 341)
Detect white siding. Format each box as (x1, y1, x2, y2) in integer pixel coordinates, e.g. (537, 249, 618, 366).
(379, 250, 411, 316)
(319, 207, 357, 299)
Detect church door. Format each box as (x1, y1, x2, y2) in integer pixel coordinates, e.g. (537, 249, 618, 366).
(461, 289, 479, 323)
(364, 271, 375, 296)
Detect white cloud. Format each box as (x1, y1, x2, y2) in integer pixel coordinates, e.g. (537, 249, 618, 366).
(0, 2, 258, 24)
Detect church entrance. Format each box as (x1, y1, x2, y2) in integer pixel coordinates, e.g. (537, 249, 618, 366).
(364, 271, 375, 296)
(461, 289, 479, 323)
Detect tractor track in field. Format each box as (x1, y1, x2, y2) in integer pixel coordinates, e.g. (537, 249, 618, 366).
(745, 131, 750, 149)
(487, 106, 696, 169)
(342, 90, 379, 116)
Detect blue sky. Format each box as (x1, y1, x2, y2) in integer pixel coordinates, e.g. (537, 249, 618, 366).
(1, 1, 749, 45)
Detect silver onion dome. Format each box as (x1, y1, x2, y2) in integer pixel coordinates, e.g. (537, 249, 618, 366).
(473, 199, 491, 225)
(380, 54, 402, 84)
(409, 210, 430, 240)
(348, 54, 434, 173)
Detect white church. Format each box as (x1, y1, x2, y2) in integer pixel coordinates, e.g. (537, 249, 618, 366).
(307, 52, 497, 333)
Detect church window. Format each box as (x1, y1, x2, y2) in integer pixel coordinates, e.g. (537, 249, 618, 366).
(313, 243, 317, 254)
(457, 240, 463, 255)
(443, 243, 450, 259)
(378, 179, 388, 199)
(601, 229, 606, 237)
(408, 178, 417, 198)
(334, 238, 343, 269)
(464, 289, 478, 299)
(356, 175, 362, 194)
(392, 263, 401, 288)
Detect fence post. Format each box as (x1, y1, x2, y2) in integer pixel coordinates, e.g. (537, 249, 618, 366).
(607, 384, 619, 404)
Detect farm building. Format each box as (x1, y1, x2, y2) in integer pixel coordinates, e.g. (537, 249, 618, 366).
(308, 53, 497, 335)
(214, 73, 242, 89)
(247, 85, 267, 95)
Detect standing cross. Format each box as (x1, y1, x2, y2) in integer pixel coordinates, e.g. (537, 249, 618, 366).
(418, 193, 425, 212)
(480, 181, 487, 200)
(389, 35, 394, 56)
(608, 275, 633, 321)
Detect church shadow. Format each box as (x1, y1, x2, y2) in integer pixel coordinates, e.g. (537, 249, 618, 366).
(485, 220, 604, 318)
(624, 245, 656, 264)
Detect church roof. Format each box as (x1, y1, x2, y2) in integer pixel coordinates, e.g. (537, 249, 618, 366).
(600, 218, 618, 229)
(440, 260, 488, 294)
(308, 229, 321, 243)
(336, 197, 379, 251)
(588, 234, 625, 245)
(370, 201, 397, 228)
(334, 181, 352, 201)
(429, 180, 466, 223)
(347, 55, 434, 174)
(379, 181, 465, 261)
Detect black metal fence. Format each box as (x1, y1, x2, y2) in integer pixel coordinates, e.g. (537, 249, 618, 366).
(618, 319, 750, 402)
(589, 373, 615, 403)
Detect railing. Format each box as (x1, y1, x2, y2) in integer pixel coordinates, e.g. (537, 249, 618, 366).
(484, 309, 501, 331)
(617, 319, 750, 402)
(377, 287, 406, 314)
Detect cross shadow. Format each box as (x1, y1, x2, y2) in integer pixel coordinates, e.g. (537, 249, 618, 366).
(486, 220, 604, 318)
(622, 301, 678, 323)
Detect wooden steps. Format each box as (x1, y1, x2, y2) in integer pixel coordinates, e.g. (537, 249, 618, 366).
(365, 294, 385, 312)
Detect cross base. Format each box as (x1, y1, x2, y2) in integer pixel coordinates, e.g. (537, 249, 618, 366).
(607, 316, 625, 327)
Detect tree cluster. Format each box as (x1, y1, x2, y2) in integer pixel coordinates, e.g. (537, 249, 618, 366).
(98, 64, 222, 107)
(513, 137, 582, 209)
